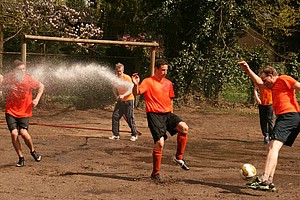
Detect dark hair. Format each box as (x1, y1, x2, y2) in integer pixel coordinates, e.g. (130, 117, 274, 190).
(259, 66, 278, 76)
(155, 59, 168, 68)
(14, 59, 25, 68)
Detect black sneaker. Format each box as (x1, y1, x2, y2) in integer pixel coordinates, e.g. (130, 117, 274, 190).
(173, 156, 190, 170)
(16, 157, 25, 167)
(31, 151, 42, 162)
(264, 136, 270, 144)
(257, 181, 277, 192)
(150, 173, 162, 183)
(268, 183, 277, 192)
(246, 176, 262, 189)
(257, 180, 270, 190)
(246, 177, 276, 192)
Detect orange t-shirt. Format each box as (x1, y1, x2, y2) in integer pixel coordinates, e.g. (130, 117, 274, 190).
(272, 75, 300, 115)
(259, 87, 273, 105)
(116, 74, 134, 102)
(138, 76, 174, 113)
(3, 72, 41, 118)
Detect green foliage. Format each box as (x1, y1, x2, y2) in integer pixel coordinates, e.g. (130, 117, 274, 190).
(247, 0, 300, 60)
(143, 0, 252, 57)
(66, 0, 86, 8)
(148, 0, 252, 103)
(284, 53, 300, 79)
(170, 44, 246, 103)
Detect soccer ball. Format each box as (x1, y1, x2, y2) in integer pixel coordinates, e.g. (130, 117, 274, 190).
(239, 163, 256, 180)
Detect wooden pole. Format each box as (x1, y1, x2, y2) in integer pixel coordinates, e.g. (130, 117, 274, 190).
(150, 47, 156, 76)
(24, 35, 159, 47)
(22, 34, 159, 73)
(21, 34, 26, 63)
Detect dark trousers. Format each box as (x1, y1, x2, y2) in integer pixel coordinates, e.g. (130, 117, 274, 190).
(112, 100, 137, 137)
(258, 104, 274, 137)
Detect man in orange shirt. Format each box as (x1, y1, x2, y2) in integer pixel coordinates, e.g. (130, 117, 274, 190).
(254, 83, 274, 144)
(239, 61, 300, 191)
(110, 63, 138, 141)
(132, 59, 189, 183)
(1, 60, 44, 167)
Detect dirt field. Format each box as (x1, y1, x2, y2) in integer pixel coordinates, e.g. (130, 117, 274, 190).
(0, 106, 300, 200)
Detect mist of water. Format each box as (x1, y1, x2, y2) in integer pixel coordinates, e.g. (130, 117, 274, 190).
(28, 62, 134, 95)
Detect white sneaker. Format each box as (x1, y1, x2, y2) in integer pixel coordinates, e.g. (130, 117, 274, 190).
(173, 156, 190, 170)
(130, 136, 138, 141)
(109, 135, 120, 140)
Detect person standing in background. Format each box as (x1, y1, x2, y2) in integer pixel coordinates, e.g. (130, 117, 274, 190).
(109, 63, 138, 141)
(1, 60, 44, 167)
(254, 83, 274, 144)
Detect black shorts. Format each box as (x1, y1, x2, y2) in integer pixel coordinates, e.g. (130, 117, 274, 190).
(147, 112, 182, 143)
(271, 112, 300, 147)
(5, 113, 29, 133)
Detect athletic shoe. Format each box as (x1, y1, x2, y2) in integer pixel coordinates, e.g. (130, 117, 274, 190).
(264, 136, 270, 144)
(268, 183, 277, 192)
(130, 136, 138, 141)
(31, 151, 42, 162)
(246, 176, 262, 189)
(16, 157, 25, 167)
(246, 177, 277, 192)
(109, 135, 120, 140)
(257, 180, 270, 190)
(150, 173, 162, 183)
(173, 156, 190, 170)
(257, 181, 277, 192)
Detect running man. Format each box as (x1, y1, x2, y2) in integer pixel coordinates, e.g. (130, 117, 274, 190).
(1, 60, 44, 167)
(132, 59, 189, 183)
(239, 61, 300, 191)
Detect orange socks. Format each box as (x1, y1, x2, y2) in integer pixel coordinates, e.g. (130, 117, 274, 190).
(176, 132, 187, 160)
(152, 146, 162, 175)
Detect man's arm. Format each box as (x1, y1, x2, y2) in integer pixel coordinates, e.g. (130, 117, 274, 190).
(131, 73, 140, 96)
(253, 85, 262, 104)
(292, 82, 300, 91)
(32, 82, 44, 107)
(238, 61, 264, 87)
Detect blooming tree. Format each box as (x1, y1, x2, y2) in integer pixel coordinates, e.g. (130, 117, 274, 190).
(0, 0, 103, 69)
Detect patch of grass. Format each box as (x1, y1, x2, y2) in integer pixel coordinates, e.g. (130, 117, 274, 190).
(222, 92, 248, 103)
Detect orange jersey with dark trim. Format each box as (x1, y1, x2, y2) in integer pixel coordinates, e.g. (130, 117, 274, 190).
(259, 87, 273, 105)
(3, 72, 41, 118)
(272, 75, 300, 115)
(138, 76, 174, 113)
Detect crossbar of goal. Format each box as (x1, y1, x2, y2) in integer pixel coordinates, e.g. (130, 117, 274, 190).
(21, 34, 159, 75)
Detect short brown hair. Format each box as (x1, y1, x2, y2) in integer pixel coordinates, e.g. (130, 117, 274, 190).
(155, 59, 168, 68)
(259, 66, 278, 76)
